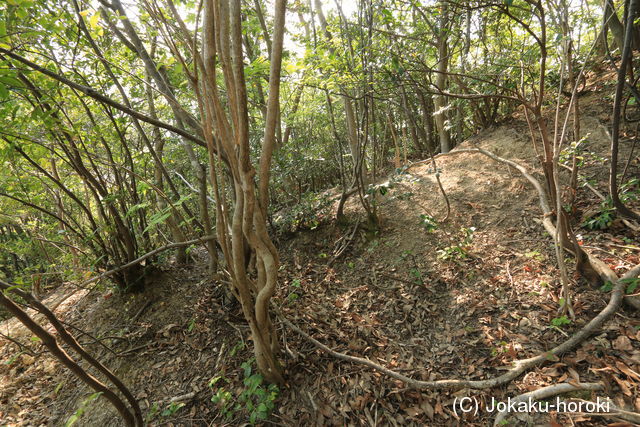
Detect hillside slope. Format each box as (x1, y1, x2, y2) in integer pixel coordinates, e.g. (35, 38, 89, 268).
(1, 90, 639, 426)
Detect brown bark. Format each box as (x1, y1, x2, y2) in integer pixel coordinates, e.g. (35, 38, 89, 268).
(198, 0, 287, 384)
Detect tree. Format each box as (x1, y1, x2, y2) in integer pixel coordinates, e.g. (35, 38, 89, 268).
(196, 0, 288, 384)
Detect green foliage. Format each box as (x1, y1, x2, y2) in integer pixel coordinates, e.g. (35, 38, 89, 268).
(146, 402, 160, 422)
(437, 227, 476, 261)
(272, 192, 332, 234)
(287, 278, 302, 303)
(582, 179, 639, 230)
(620, 178, 640, 203)
(209, 359, 279, 424)
(437, 245, 468, 261)
(239, 360, 279, 424)
(4, 351, 23, 365)
(600, 281, 614, 292)
(490, 340, 509, 357)
(409, 268, 423, 285)
(418, 214, 438, 232)
(550, 316, 571, 328)
(524, 250, 544, 261)
(621, 278, 640, 295)
(582, 200, 615, 230)
(161, 402, 185, 417)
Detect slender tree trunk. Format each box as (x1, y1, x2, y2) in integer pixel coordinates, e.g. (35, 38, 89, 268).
(610, 0, 640, 220)
(199, 0, 287, 384)
(435, 5, 451, 153)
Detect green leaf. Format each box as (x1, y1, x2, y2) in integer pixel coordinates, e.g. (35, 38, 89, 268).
(621, 278, 640, 294)
(600, 281, 613, 292)
(125, 202, 149, 218)
(142, 211, 171, 233)
(89, 13, 101, 29)
(16, 7, 28, 19)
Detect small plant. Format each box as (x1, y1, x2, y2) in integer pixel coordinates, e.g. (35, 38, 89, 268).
(239, 360, 279, 424)
(4, 351, 23, 366)
(393, 191, 414, 201)
(550, 316, 571, 328)
(582, 199, 615, 230)
(146, 402, 160, 422)
(400, 249, 413, 260)
(582, 180, 639, 231)
(65, 392, 103, 426)
(209, 359, 279, 424)
(287, 278, 301, 303)
(559, 134, 591, 167)
(187, 318, 196, 333)
(524, 250, 544, 262)
(437, 227, 475, 261)
(437, 245, 467, 260)
(273, 192, 332, 233)
(490, 341, 509, 357)
(367, 180, 393, 196)
(620, 178, 640, 203)
(418, 214, 438, 232)
(209, 376, 234, 419)
(161, 401, 186, 417)
(229, 341, 245, 357)
(461, 227, 476, 246)
(409, 268, 423, 285)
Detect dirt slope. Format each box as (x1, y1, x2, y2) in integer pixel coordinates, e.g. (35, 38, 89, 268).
(1, 90, 639, 426)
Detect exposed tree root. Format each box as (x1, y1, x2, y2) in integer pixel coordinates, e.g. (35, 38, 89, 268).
(278, 148, 640, 393)
(492, 382, 604, 426)
(567, 398, 640, 425)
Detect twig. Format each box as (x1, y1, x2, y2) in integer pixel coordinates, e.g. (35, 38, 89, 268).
(130, 300, 154, 323)
(168, 392, 196, 403)
(0, 331, 39, 356)
(607, 243, 640, 251)
(214, 342, 226, 371)
(118, 343, 152, 357)
(329, 219, 360, 264)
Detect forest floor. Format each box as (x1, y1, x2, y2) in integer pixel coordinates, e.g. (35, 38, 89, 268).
(1, 78, 640, 426)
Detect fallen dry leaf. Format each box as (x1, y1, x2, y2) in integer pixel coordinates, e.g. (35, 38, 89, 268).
(613, 335, 633, 351)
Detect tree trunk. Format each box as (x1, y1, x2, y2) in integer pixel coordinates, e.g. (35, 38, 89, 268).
(435, 5, 451, 153)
